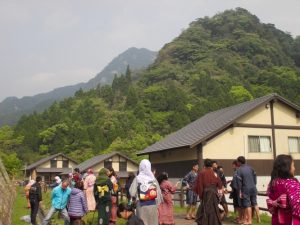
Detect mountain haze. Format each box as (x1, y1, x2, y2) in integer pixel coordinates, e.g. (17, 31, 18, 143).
(2, 8, 300, 165)
(0, 47, 157, 126)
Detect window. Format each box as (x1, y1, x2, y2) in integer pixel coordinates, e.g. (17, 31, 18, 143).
(248, 136, 271, 153)
(288, 137, 300, 153)
(50, 160, 57, 168)
(104, 159, 112, 169)
(119, 161, 127, 171)
(62, 160, 69, 168)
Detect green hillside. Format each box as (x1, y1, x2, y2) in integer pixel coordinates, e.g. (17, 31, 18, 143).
(1, 8, 300, 175)
(0, 47, 157, 126)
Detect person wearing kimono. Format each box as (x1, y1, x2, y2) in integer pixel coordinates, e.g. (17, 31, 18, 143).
(24, 180, 35, 208)
(129, 159, 163, 225)
(194, 159, 223, 225)
(267, 154, 300, 225)
(107, 166, 119, 225)
(157, 172, 180, 225)
(94, 168, 113, 225)
(84, 168, 96, 211)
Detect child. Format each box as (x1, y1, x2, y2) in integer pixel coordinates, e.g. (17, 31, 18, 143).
(117, 203, 144, 225)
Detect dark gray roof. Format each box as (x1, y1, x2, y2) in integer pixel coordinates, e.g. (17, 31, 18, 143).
(26, 153, 77, 170)
(138, 93, 300, 155)
(36, 168, 71, 173)
(77, 152, 138, 172)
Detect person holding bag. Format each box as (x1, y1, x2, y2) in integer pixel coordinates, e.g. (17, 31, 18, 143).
(129, 159, 163, 225)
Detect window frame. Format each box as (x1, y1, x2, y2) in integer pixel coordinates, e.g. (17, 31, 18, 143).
(62, 160, 69, 168)
(119, 161, 127, 171)
(50, 160, 57, 168)
(248, 135, 272, 153)
(288, 136, 300, 153)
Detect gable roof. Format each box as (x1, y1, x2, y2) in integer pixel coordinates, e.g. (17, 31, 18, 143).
(26, 153, 77, 170)
(77, 152, 138, 172)
(138, 93, 300, 155)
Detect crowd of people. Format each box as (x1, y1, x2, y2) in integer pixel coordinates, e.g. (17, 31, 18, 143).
(25, 154, 300, 225)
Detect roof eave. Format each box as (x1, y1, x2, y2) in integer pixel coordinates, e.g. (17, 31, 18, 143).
(137, 145, 191, 156)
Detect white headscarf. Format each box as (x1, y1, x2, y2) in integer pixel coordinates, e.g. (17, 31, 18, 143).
(55, 176, 61, 184)
(136, 159, 155, 183)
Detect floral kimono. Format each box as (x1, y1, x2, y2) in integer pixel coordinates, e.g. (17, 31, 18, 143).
(267, 178, 300, 225)
(158, 180, 177, 225)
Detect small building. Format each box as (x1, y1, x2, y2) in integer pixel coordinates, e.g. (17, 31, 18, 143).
(138, 93, 300, 191)
(25, 153, 77, 184)
(76, 152, 139, 185)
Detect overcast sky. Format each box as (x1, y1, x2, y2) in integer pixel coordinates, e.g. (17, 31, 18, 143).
(0, 0, 299, 102)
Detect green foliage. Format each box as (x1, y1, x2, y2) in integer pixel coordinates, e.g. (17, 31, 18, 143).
(4, 8, 300, 168)
(0, 153, 22, 177)
(0, 126, 23, 177)
(229, 86, 253, 103)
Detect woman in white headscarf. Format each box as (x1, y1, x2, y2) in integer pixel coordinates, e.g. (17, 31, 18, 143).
(129, 159, 163, 225)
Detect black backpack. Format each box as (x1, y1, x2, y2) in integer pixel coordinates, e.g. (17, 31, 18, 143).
(29, 184, 38, 201)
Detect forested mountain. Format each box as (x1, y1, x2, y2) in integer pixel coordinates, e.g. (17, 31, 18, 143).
(0, 47, 157, 126)
(1, 8, 300, 175)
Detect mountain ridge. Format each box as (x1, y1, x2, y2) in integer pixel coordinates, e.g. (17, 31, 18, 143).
(0, 47, 157, 126)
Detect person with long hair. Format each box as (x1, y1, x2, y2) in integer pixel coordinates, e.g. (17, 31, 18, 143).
(157, 172, 180, 225)
(267, 154, 300, 225)
(107, 166, 119, 225)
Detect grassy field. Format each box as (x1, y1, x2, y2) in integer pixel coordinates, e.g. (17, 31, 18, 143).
(225, 212, 271, 225)
(12, 186, 126, 225)
(13, 186, 270, 225)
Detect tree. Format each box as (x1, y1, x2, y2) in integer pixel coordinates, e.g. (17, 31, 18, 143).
(125, 65, 132, 83)
(0, 153, 22, 177)
(229, 86, 253, 103)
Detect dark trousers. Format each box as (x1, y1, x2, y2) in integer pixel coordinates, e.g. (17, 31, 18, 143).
(30, 200, 39, 225)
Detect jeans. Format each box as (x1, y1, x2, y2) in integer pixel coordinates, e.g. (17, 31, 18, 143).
(30, 200, 39, 225)
(42, 207, 70, 225)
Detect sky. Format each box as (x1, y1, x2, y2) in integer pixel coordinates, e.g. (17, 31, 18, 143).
(0, 0, 299, 102)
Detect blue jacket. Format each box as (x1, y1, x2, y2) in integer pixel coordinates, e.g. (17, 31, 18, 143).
(51, 185, 71, 209)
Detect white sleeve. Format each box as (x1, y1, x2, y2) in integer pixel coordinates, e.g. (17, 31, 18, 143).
(129, 178, 138, 198)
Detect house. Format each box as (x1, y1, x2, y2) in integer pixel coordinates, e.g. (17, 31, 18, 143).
(24, 153, 77, 184)
(138, 93, 300, 191)
(76, 152, 139, 185)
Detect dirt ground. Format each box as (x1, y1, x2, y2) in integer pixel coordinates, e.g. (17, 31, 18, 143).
(174, 214, 235, 225)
